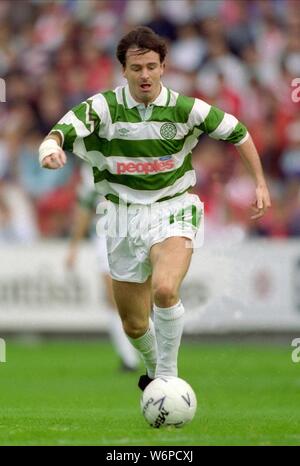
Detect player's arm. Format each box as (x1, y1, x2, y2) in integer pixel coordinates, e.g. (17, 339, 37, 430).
(39, 99, 100, 170)
(235, 135, 271, 219)
(196, 99, 271, 219)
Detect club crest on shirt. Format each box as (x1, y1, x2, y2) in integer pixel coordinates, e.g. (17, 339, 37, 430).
(160, 122, 177, 140)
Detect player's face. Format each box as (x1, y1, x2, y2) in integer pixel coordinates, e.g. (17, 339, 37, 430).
(123, 49, 165, 105)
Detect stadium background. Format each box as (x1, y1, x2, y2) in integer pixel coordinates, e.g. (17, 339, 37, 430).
(0, 0, 300, 446)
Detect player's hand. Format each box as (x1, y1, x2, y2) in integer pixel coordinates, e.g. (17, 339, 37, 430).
(251, 184, 271, 220)
(41, 148, 67, 169)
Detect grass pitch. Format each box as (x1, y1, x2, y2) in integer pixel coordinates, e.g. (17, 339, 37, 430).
(0, 339, 299, 446)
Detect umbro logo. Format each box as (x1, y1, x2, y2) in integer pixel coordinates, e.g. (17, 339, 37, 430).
(118, 128, 130, 136)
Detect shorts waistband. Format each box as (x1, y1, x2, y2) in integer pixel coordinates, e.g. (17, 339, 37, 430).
(105, 188, 190, 207)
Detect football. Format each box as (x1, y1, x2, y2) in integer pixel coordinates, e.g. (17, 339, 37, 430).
(140, 376, 197, 428)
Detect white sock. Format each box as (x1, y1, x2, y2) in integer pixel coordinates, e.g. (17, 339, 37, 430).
(154, 300, 185, 377)
(128, 319, 157, 378)
(107, 311, 139, 369)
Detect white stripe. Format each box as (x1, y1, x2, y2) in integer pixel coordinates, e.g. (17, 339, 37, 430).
(94, 170, 196, 204)
(168, 89, 179, 107)
(58, 110, 91, 138)
(188, 98, 211, 127)
(114, 86, 124, 105)
(73, 138, 89, 162)
(209, 113, 238, 140)
(234, 131, 249, 146)
(97, 120, 193, 141)
(90, 93, 111, 128)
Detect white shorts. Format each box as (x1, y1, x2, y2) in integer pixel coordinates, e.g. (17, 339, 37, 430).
(102, 193, 203, 283)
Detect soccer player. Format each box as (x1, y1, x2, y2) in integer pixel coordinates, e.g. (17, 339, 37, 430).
(65, 164, 139, 372)
(38, 27, 271, 390)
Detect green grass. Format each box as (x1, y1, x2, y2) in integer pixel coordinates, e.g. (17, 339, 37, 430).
(0, 339, 299, 446)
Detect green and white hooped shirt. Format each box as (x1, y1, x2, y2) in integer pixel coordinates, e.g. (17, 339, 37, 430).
(50, 84, 249, 205)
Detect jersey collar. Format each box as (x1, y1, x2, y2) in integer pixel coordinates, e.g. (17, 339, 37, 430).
(124, 83, 169, 109)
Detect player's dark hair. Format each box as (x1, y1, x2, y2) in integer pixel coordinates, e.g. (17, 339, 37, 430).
(116, 26, 167, 67)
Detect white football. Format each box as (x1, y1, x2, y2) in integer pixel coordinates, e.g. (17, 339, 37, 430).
(140, 376, 197, 428)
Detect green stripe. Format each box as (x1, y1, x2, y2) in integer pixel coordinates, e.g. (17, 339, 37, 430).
(166, 88, 171, 107)
(105, 188, 189, 205)
(192, 203, 202, 227)
(72, 103, 88, 128)
(102, 90, 141, 123)
(150, 95, 195, 123)
(168, 203, 202, 227)
(199, 106, 225, 134)
(93, 153, 193, 191)
(192, 204, 197, 227)
(71, 101, 99, 131)
(83, 131, 195, 157)
(122, 87, 127, 107)
(83, 133, 103, 153)
(51, 124, 76, 152)
(224, 121, 247, 144)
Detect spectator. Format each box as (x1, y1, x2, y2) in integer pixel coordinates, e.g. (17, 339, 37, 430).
(1, 0, 300, 240)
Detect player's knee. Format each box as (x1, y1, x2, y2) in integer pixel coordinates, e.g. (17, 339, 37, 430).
(153, 283, 178, 308)
(122, 319, 148, 339)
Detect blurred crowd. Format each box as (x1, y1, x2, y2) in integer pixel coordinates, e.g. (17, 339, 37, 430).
(0, 0, 300, 243)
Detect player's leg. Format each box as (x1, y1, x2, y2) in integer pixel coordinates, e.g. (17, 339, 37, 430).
(102, 273, 139, 371)
(112, 277, 157, 379)
(150, 236, 193, 378)
(95, 233, 139, 371)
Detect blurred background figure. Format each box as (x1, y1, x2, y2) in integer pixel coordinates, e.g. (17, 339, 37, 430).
(65, 165, 140, 372)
